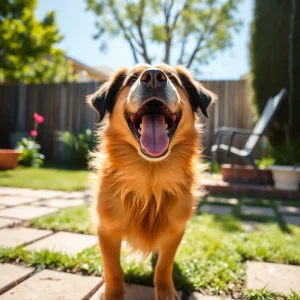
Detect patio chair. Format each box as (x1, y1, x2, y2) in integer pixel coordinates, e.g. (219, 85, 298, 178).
(210, 88, 287, 172)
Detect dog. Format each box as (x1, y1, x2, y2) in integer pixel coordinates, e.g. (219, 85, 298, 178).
(87, 64, 215, 300)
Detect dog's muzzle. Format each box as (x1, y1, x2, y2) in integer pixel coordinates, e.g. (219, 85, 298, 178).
(126, 69, 181, 159)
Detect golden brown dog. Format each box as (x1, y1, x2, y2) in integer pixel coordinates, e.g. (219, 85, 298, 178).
(87, 64, 215, 300)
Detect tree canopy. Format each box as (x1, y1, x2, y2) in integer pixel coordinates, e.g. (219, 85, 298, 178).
(0, 0, 75, 84)
(86, 0, 242, 71)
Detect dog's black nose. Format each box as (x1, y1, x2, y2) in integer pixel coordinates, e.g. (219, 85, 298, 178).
(140, 69, 167, 89)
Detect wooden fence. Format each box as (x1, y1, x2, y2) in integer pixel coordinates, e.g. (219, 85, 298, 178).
(0, 80, 260, 162)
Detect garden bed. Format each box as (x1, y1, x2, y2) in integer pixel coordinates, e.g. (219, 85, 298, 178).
(221, 164, 273, 185)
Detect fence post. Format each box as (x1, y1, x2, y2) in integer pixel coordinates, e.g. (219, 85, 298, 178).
(57, 84, 67, 158)
(10, 84, 27, 147)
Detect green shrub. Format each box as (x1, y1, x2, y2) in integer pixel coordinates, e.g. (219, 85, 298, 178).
(250, 1, 300, 160)
(16, 138, 45, 167)
(269, 137, 300, 166)
(57, 129, 96, 168)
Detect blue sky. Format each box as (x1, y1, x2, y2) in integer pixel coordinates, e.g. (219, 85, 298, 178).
(36, 0, 254, 80)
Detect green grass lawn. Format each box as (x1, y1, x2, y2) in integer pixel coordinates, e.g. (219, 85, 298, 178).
(29, 205, 94, 234)
(0, 166, 89, 191)
(7, 201, 297, 298)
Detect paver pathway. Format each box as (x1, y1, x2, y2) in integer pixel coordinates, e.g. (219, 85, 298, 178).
(33, 198, 85, 208)
(0, 264, 34, 294)
(0, 196, 39, 206)
(0, 269, 102, 300)
(0, 217, 21, 229)
(25, 231, 98, 255)
(246, 261, 300, 294)
(91, 284, 182, 300)
(0, 205, 58, 220)
(0, 187, 299, 299)
(200, 204, 232, 215)
(240, 205, 276, 217)
(0, 227, 52, 248)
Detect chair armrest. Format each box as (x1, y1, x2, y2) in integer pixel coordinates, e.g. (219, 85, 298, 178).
(213, 127, 254, 150)
(214, 127, 254, 135)
(228, 131, 264, 152)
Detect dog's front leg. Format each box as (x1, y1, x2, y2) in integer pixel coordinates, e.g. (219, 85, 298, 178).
(98, 228, 124, 300)
(154, 229, 184, 300)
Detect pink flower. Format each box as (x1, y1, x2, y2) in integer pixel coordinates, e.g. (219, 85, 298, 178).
(30, 130, 38, 137)
(33, 113, 44, 124)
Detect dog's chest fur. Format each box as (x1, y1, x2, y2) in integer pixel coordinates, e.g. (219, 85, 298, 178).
(98, 159, 196, 251)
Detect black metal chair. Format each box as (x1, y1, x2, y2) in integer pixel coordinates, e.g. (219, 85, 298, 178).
(211, 88, 287, 172)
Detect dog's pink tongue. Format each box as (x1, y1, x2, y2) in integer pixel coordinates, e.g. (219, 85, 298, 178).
(140, 115, 169, 157)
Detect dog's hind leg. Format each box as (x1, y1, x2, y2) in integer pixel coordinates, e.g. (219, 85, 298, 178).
(97, 228, 124, 300)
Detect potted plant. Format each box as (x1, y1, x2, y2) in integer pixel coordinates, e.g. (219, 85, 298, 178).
(16, 113, 45, 168)
(267, 138, 300, 191)
(0, 149, 22, 170)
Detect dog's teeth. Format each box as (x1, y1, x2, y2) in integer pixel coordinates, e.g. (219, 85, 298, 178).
(138, 129, 141, 135)
(165, 123, 168, 129)
(140, 124, 143, 130)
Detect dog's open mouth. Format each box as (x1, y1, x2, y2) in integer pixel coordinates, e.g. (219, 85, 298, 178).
(126, 99, 181, 158)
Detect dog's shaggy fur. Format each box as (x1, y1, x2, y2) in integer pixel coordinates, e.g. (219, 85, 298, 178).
(87, 64, 215, 300)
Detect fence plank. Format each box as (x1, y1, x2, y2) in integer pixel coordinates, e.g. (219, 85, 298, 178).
(0, 80, 260, 162)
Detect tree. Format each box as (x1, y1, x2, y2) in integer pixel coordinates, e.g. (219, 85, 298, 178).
(86, 0, 242, 70)
(0, 0, 76, 84)
(250, 0, 300, 156)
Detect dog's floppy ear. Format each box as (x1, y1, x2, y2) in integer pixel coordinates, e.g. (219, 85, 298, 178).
(87, 68, 128, 122)
(175, 66, 216, 118)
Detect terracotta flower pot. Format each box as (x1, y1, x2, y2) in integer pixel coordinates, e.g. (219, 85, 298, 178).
(0, 149, 22, 170)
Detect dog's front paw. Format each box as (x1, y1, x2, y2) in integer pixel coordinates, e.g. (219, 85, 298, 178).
(103, 290, 124, 300)
(103, 283, 125, 300)
(155, 285, 179, 300)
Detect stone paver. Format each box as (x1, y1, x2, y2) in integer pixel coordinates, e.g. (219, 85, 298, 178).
(27, 189, 66, 199)
(0, 217, 22, 229)
(34, 198, 85, 208)
(246, 261, 300, 294)
(200, 204, 232, 215)
(0, 264, 34, 294)
(241, 197, 258, 204)
(241, 205, 276, 217)
(62, 191, 89, 199)
(1, 269, 103, 300)
(189, 294, 220, 300)
(25, 231, 98, 255)
(278, 206, 300, 215)
(282, 215, 300, 226)
(0, 227, 52, 248)
(241, 220, 261, 232)
(206, 196, 238, 205)
(0, 187, 66, 199)
(0, 187, 33, 196)
(0, 205, 58, 220)
(0, 196, 39, 206)
(91, 283, 182, 300)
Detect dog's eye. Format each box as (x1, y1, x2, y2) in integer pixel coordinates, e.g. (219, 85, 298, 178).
(128, 76, 137, 86)
(169, 76, 177, 85)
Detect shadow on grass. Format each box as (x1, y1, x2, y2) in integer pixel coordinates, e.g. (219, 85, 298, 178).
(196, 197, 292, 234)
(43, 161, 88, 171)
(0, 172, 12, 178)
(150, 253, 194, 295)
(211, 215, 242, 232)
